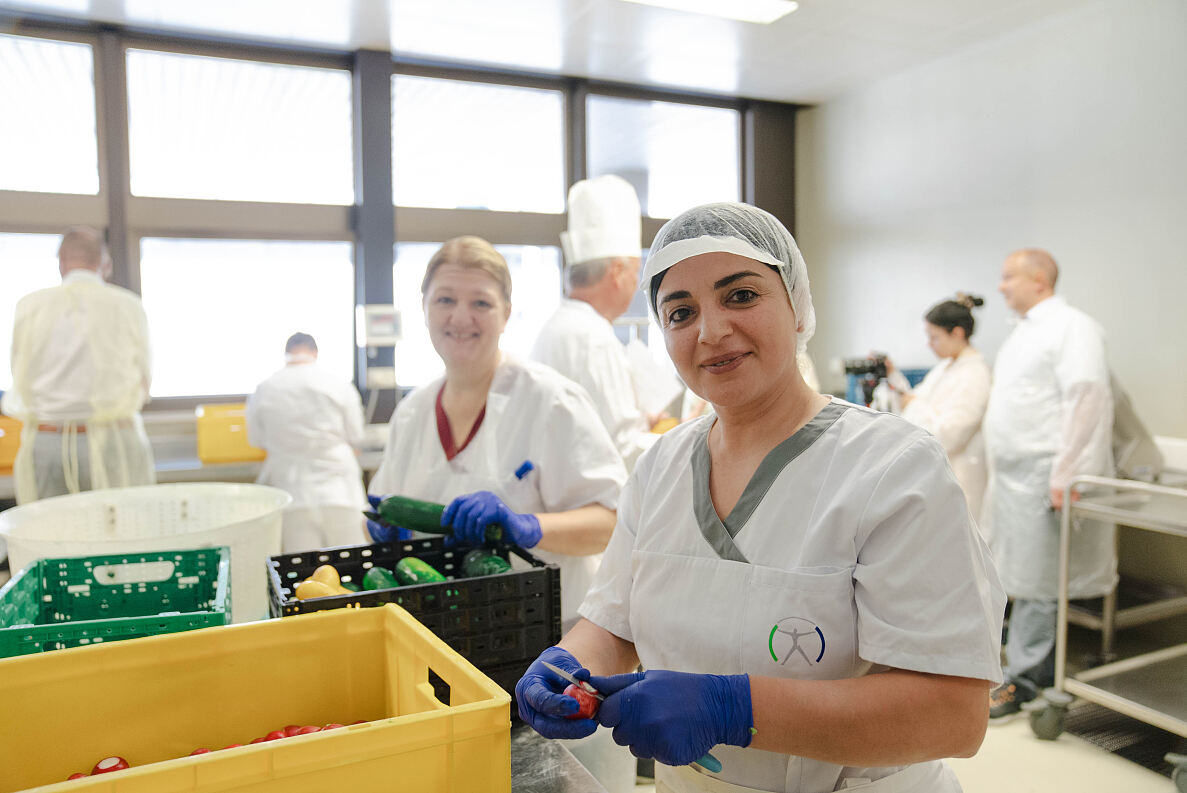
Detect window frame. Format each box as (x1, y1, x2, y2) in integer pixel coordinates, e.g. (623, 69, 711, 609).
(0, 16, 792, 410)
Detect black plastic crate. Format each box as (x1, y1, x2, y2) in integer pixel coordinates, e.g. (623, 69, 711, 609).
(267, 538, 561, 681)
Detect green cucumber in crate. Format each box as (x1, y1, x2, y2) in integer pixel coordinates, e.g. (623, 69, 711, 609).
(366, 495, 504, 543)
(394, 557, 447, 585)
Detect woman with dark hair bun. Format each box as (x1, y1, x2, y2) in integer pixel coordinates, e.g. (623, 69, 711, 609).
(886, 293, 992, 528)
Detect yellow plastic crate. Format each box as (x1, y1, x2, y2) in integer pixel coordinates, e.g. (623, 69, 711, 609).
(195, 403, 266, 464)
(0, 414, 21, 473)
(0, 604, 511, 792)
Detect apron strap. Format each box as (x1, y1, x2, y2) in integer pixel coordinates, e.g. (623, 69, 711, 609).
(693, 401, 850, 563)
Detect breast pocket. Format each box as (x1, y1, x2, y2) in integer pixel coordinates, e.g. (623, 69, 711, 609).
(742, 565, 858, 680)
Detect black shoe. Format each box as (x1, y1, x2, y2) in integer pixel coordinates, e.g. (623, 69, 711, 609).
(989, 681, 1035, 720)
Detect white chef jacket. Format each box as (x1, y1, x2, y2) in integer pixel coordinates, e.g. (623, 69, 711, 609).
(2, 269, 154, 503)
(246, 362, 367, 510)
(581, 399, 1004, 793)
(983, 295, 1114, 600)
(531, 299, 656, 470)
(893, 347, 991, 527)
(370, 353, 627, 623)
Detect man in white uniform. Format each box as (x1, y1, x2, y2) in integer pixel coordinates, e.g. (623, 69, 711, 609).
(247, 332, 368, 550)
(983, 248, 1114, 718)
(532, 175, 658, 470)
(2, 227, 154, 504)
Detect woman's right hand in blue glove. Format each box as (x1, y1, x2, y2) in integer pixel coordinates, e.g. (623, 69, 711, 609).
(515, 646, 598, 740)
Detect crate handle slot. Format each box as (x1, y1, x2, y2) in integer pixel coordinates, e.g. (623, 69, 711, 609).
(92, 560, 176, 585)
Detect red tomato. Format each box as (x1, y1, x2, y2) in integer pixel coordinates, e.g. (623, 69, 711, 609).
(189, 748, 212, 756)
(263, 730, 286, 741)
(323, 723, 345, 730)
(295, 725, 322, 735)
(283, 724, 304, 737)
(563, 683, 600, 720)
(67, 773, 87, 780)
(221, 744, 243, 750)
(91, 757, 130, 774)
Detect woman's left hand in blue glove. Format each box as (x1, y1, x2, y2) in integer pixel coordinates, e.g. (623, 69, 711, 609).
(587, 670, 753, 767)
(443, 491, 542, 548)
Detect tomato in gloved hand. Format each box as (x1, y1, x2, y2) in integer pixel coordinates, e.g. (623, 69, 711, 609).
(563, 683, 601, 720)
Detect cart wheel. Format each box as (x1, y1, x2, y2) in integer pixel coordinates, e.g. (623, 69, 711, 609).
(1027, 690, 1072, 741)
(1165, 753, 1187, 793)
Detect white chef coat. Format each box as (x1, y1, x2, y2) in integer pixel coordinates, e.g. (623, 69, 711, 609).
(893, 347, 991, 528)
(246, 361, 368, 550)
(581, 399, 1004, 793)
(369, 353, 627, 623)
(2, 269, 154, 503)
(983, 295, 1114, 600)
(531, 299, 656, 470)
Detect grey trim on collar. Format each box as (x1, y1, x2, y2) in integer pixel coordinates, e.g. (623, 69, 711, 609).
(692, 401, 850, 563)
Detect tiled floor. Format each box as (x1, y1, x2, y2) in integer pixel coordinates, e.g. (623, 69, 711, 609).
(634, 716, 1173, 791)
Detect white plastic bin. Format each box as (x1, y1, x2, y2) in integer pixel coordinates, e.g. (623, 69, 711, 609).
(0, 483, 289, 622)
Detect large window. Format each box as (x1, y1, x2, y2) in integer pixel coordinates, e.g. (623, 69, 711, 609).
(0, 233, 65, 394)
(126, 50, 354, 204)
(586, 95, 740, 219)
(393, 243, 561, 387)
(0, 34, 99, 195)
(139, 238, 355, 397)
(392, 75, 565, 213)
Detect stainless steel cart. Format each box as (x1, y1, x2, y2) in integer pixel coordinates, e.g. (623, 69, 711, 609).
(1028, 476, 1187, 789)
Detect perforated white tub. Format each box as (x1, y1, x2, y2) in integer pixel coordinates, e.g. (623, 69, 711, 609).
(0, 483, 290, 622)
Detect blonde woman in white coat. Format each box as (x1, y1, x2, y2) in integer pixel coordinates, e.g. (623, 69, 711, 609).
(887, 295, 991, 534)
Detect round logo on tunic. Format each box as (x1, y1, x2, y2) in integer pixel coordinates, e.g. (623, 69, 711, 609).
(768, 617, 826, 666)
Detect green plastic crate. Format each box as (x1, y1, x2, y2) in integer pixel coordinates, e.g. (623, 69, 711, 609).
(0, 546, 231, 657)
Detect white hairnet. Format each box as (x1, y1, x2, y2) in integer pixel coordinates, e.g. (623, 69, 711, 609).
(643, 202, 815, 353)
(561, 175, 643, 266)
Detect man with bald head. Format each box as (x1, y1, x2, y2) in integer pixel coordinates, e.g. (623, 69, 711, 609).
(2, 227, 154, 503)
(983, 248, 1114, 718)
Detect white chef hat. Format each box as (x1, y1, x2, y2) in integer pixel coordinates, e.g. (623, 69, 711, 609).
(560, 175, 643, 266)
(642, 202, 815, 354)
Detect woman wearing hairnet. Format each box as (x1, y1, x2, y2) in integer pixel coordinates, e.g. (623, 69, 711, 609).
(884, 295, 992, 530)
(516, 204, 1005, 793)
(368, 236, 627, 627)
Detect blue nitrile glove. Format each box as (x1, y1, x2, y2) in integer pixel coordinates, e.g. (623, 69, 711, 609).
(365, 494, 411, 542)
(515, 646, 598, 740)
(442, 490, 542, 548)
(588, 670, 753, 767)
(366, 518, 411, 543)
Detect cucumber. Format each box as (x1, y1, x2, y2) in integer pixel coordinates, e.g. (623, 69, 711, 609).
(394, 557, 447, 585)
(462, 548, 512, 577)
(371, 495, 504, 543)
(362, 566, 400, 590)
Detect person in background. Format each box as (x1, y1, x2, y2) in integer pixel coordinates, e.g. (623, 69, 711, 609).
(246, 332, 368, 550)
(516, 203, 1004, 793)
(368, 236, 626, 623)
(983, 248, 1114, 719)
(885, 294, 992, 529)
(2, 226, 154, 504)
(532, 174, 659, 471)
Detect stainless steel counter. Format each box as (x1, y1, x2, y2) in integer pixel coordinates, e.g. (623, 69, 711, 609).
(512, 725, 609, 793)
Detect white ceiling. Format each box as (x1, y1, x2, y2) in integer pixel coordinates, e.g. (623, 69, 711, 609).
(0, 0, 1096, 103)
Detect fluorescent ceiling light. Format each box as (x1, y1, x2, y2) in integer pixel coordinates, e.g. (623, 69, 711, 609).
(620, 0, 798, 25)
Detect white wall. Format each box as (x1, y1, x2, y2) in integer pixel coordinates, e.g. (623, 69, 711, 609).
(796, 0, 1187, 436)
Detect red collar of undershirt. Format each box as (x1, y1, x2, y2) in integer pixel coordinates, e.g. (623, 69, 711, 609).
(436, 385, 487, 462)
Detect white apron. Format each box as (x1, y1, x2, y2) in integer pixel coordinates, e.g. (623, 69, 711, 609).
(8, 277, 154, 504)
(598, 405, 978, 788)
(983, 297, 1115, 600)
